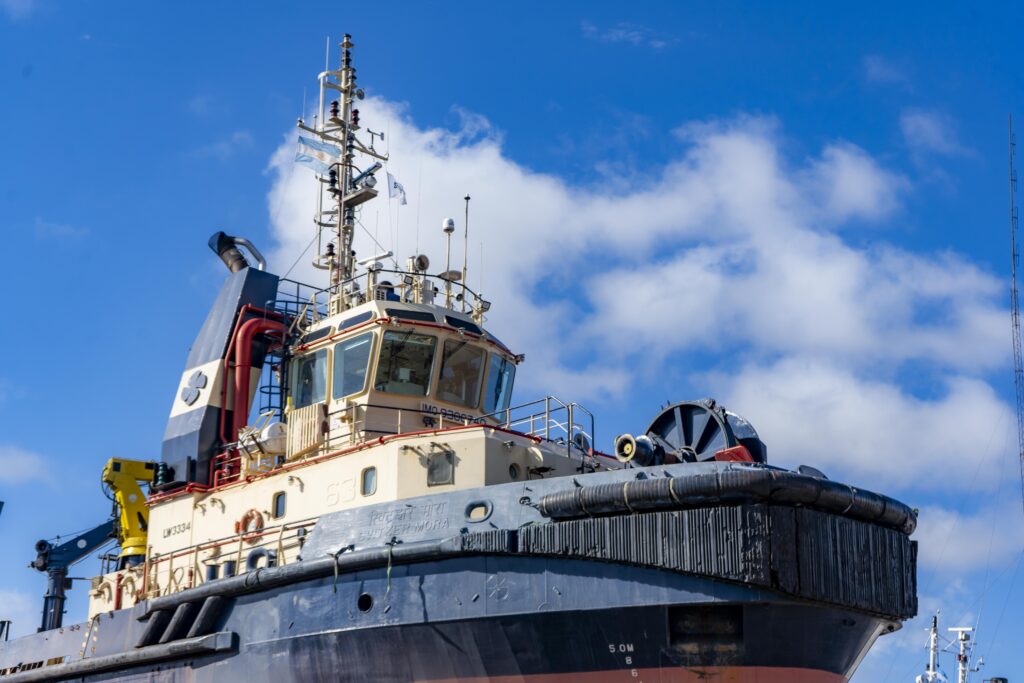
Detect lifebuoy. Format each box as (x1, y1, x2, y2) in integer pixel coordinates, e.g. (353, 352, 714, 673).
(237, 508, 264, 543)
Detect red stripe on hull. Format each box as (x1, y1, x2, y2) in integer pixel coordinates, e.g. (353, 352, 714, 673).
(421, 668, 846, 683)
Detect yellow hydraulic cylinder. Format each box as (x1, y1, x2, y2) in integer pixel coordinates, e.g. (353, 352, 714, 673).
(101, 459, 157, 564)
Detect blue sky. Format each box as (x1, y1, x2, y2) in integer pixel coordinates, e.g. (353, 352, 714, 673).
(2, 2, 1023, 680)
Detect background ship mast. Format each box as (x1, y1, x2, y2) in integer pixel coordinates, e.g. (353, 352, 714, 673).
(1009, 114, 1024, 513)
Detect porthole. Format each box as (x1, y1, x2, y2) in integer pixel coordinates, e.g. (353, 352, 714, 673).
(465, 500, 493, 522)
(361, 466, 377, 496)
(272, 492, 286, 519)
(509, 463, 521, 480)
(357, 593, 373, 612)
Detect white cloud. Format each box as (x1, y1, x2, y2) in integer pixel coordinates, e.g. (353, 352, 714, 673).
(716, 358, 1012, 491)
(34, 216, 88, 240)
(0, 0, 36, 20)
(863, 54, 909, 86)
(901, 109, 971, 157)
(914, 503, 1024, 574)
(581, 20, 675, 50)
(807, 142, 909, 221)
(191, 130, 253, 161)
(187, 94, 213, 117)
(264, 98, 1010, 493)
(0, 444, 50, 484)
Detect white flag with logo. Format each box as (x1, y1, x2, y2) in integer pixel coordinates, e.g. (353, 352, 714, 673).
(387, 172, 407, 205)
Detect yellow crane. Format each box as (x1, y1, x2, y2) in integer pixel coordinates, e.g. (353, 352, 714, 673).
(101, 458, 157, 566)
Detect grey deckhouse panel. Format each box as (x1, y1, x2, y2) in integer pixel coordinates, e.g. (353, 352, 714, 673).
(185, 268, 280, 368)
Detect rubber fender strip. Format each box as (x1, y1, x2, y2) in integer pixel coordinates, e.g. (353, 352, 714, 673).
(186, 595, 227, 639)
(2, 631, 236, 683)
(134, 608, 171, 648)
(158, 601, 199, 644)
(537, 465, 917, 534)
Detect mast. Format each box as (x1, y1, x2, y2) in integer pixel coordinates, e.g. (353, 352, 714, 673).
(915, 614, 946, 683)
(298, 33, 388, 315)
(948, 626, 982, 683)
(928, 615, 940, 676)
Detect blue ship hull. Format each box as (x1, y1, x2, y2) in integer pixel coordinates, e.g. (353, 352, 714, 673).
(0, 463, 917, 682)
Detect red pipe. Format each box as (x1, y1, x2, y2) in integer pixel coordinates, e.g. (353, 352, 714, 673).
(218, 305, 286, 444)
(231, 316, 286, 441)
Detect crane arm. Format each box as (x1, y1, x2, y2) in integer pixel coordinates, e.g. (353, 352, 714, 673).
(32, 519, 115, 632)
(32, 519, 115, 572)
(101, 458, 157, 565)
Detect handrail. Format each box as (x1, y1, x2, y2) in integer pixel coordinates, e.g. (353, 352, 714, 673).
(140, 517, 319, 600)
(276, 268, 491, 323)
(206, 395, 599, 490)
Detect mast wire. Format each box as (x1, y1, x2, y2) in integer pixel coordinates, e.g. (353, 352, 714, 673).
(282, 230, 320, 280)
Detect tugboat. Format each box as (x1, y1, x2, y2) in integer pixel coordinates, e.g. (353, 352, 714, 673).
(0, 35, 917, 682)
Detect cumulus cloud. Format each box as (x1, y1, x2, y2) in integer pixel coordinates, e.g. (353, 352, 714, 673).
(806, 142, 909, 221)
(914, 502, 1024, 574)
(0, 444, 50, 484)
(901, 109, 971, 157)
(716, 358, 1011, 491)
(264, 97, 1010, 494)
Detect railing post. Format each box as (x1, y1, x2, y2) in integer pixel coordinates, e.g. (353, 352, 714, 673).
(544, 397, 550, 441)
(567, 403, 574, 459)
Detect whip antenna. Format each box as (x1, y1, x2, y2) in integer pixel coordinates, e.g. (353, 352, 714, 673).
(462, 194, 470, 312)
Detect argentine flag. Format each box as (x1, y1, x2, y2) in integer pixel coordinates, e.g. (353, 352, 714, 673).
(295, 136, 341, 175)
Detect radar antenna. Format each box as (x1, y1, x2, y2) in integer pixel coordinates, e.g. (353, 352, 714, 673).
(1009, 114, 1024, 513)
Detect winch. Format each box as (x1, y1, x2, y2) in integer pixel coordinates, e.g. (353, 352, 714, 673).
(614, 398, 767, 466)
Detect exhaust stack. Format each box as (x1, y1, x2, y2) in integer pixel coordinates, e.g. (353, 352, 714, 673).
(159, 234, 279, 490)
(209, 231, 267, 272)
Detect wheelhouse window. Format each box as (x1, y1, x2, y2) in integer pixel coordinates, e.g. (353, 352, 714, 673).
(291, 349, 328, 408)
(483, 355, 516, 414)
(332, 332, 374, 399)
(374, 330, 436, 396)
(437, 340, 486, 408)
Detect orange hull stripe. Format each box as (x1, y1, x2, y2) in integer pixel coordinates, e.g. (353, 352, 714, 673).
(421, 667, 846, 683)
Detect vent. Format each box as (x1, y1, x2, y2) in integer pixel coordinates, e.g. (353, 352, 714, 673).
(286, 403, 327, 460)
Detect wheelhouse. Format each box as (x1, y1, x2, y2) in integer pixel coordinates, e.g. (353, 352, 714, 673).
(285, 302, 518, 449)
